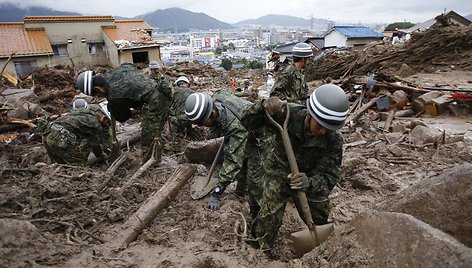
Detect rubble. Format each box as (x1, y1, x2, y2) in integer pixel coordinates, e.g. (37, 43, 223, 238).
(0, 24, 472, 267)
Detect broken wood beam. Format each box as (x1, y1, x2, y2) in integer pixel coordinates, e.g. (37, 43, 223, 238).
(346, 96, 379, 123)
(111, 164, 197, 248)
(383, 109, 396, 133)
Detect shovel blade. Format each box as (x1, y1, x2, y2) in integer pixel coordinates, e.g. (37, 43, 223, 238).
(190, 176, 218, 200)
(109, 142, 121, 163)
(291, 223, 334, 258)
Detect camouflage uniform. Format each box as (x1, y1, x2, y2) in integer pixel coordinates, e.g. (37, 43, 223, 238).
(270, 64, 308, 104)
(103, 63, 173, 162)
(42, 105, 112, 166)
(168, 87, 204, 148)
(209, 90, 252, 194)
(241, 101, 343, 249)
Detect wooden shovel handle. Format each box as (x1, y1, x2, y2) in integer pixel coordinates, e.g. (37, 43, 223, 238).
(265, 105, 318, 241)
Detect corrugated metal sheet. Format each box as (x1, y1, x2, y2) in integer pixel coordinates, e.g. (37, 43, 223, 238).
(0, 23, 52, 57)
(333, 26, 384, 38)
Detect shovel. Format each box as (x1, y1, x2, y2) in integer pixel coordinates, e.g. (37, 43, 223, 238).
(190, 140, 224, 200)
(265, 104, 334, 258)
(109, 116, 121, 163)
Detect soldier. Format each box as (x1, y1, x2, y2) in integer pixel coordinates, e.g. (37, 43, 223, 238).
(76, 63, 173, 163)
(270, 43, 313, 103)
(184, 90, 251, 210)
(42, 99, 112, 166)
(241, 84, 349, 250)
(168, 76, 203, 149)
(148, 60, 161, 79)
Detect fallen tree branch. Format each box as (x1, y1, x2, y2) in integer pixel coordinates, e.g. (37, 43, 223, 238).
(38, 88, 76, 103)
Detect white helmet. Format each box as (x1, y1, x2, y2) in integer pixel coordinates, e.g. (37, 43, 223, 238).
(149, 61, 160, 69)
(175, 76, 190, 85)
(72, 99, 88, 110)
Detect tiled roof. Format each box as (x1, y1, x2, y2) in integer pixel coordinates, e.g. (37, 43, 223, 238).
(102, 20, 154, 45)
(0, 23, 52, 57)
(330, 26, 384, 38)
(24, 16, 114, 22)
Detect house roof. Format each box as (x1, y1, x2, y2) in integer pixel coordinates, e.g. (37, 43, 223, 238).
(0, 23, 52, 57)
(24, 15, 115, 23)
(328, 26, 384, 38)
(406, 10, 471, 33)
(102, 20, 154, 46)
(305, 37, 325, 49)
(273, 42, 298, 54)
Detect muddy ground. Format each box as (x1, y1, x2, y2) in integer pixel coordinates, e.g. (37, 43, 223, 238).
(1, 25, 472, 267)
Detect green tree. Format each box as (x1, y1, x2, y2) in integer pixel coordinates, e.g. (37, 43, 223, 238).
(385, 22, 415, 31)
(221, 58, 233, 70)
(227, 42, 235, 50)
(244, 60, 263, 69)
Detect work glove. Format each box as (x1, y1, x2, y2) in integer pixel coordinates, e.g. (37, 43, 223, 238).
(208, 187, 222, 211)
(288, 172, 310, 191)
(264, 97, 286, 116)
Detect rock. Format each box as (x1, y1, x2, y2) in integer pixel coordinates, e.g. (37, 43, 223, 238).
(388, 145, 404, 157)
(397, 63, 415, 77)
(411, 91, 443, 113)
(410, 125, 441, 145)
(379, 163, 472, 247)
(432, 94, 453, 114)
(351, 211, 472, 266)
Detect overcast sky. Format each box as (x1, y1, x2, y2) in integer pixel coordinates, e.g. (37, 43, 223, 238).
(2, 0, 471, 24)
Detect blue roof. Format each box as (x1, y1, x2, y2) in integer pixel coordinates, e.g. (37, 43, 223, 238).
(332, 26, 384, 38)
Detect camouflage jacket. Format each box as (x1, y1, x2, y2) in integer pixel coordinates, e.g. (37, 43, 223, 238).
(270, 64, 308, 104)
(103, 63, 173, 122)
(169, 86, 194, 123)
(46, 107, 111, 158)
(241, 100, 343, 192)
(210, 90, 252, 188)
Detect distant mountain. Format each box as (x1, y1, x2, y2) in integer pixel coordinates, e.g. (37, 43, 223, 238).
(0, 3, 80, 22)
(235, 14, 331, 28)
(466, 14, 472, 21)
(135, 8, 234, 32)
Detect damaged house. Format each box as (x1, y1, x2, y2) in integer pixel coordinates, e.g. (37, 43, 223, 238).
(0, 16, 161, 77)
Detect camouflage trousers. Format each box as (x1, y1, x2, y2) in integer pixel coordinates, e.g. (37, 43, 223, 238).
(42, 124, 90, 166)
(141, 89, 172, 163)
(250, 167, 331, 250)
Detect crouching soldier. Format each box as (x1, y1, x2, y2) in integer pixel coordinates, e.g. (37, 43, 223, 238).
(42, 99, 113, 166)
(241, 84, 349, 250)
(184, 90, 251, 210)
(76, 63, 173, 163)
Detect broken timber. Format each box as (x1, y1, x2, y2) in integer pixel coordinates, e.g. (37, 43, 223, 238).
(110, 164, 197, 248)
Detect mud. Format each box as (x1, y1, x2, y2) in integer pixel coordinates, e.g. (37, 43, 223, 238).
(1, 25, 472, 267)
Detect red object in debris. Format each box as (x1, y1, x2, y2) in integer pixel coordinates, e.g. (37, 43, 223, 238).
(451, 93, 472, 100)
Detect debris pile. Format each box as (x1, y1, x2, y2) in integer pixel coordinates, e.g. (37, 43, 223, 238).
(1, 24, 472, 267)
(306, 26, 472, 80)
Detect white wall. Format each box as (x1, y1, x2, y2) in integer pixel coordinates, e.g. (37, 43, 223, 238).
(324, 31, 347, 48)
